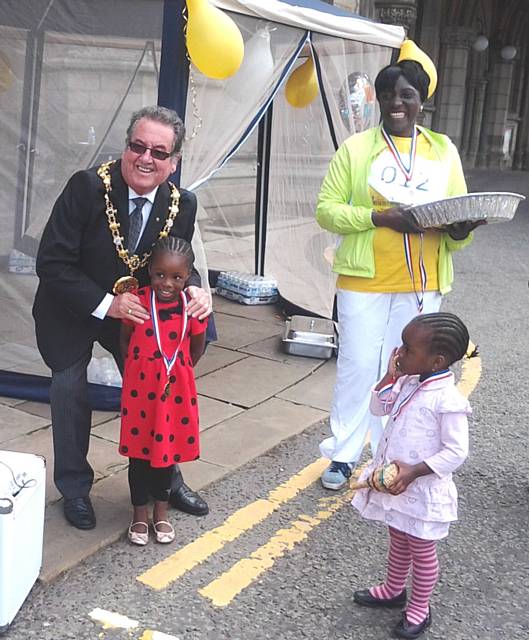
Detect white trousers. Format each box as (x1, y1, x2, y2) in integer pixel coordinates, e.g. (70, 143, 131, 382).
(319, 290, 442, 463)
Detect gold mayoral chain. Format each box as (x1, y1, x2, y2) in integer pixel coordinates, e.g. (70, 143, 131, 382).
(96, 160, 181, 295)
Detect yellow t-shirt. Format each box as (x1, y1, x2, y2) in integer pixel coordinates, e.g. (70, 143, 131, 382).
(337, 134, 443, 293)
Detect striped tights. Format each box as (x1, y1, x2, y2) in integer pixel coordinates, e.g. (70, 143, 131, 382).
(370, 526, 439, 625)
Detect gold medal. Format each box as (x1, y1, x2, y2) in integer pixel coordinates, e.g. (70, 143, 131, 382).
(113, 275, 140, 295)
(164, 382, 171, 397)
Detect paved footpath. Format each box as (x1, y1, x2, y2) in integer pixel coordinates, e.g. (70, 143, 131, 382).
(0, 293, 336, 581)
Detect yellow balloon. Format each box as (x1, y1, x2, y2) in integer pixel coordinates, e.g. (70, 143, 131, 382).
(186, 0, 244, 80)
(0, 52, 14, 94)
(285, 56, 319, 108)
(397, 39, 437, 99)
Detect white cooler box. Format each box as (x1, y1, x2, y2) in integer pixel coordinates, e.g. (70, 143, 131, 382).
(0, 451, 46, 634)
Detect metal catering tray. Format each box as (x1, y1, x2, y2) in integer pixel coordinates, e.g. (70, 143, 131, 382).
(405, 191, 525, 228)
(282, 316, 337, 359)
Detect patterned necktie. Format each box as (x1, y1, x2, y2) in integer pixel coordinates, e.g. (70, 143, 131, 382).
(127, 197, 147, 252)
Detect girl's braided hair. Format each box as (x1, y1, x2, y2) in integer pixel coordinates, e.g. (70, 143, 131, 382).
(412, 312, 470, 366)
(151, 236, 195, 270)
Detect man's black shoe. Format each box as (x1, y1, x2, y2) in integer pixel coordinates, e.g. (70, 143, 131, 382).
(394, 609, 432, 639)
(353, 588, 407, 608)
(63, 496, 96, 530)
(169, 483, 209, 516)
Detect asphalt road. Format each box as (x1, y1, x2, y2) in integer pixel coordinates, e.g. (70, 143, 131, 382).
(5, 190, 529, 640)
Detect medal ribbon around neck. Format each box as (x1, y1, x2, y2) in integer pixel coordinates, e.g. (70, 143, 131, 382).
(403, 232, 427, 312)
(150, 289, 188, 394)
(381, 126, 426, 312)
(381, 125, 418, 182)
(390, 370, 452, 419)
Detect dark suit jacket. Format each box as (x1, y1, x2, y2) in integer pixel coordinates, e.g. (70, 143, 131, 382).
(32, 160, 199, 371)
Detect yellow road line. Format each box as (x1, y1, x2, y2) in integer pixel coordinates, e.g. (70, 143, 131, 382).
(458, 340, 481, 398)
(196, 346, 483, 610)
(137, 457, 329, 590)
(137, 347, 481, 597)
(199, 491, 353, 607)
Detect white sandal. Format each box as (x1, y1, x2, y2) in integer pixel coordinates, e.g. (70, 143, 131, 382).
(128, 521, 149, 546)
(152, 519, 175, 544)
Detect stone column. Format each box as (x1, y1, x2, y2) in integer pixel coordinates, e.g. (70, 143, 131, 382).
(432, 26, 474, 149)
(333, 0, 377, 18)
(465, 79, 488, 168)
(512, 55, 529, 170)
(375, 0, 417, 34)
(477, 48, 515, 168)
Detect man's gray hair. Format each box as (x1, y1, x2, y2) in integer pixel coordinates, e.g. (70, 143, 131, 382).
(126, 106, 185, 155)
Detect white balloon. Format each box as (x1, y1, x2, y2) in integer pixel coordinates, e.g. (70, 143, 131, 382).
(224, 27, 275, 102)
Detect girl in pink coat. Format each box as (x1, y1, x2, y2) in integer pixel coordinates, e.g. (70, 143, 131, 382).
(352, 312, 472, 639)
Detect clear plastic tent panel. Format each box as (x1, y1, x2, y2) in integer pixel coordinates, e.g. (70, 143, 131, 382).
(265, 36, 391, 318)
(0, 1, 164, 374)
(194, 126, 259, 276)
(181, 13, 307, 276)
(25, 34, 161, 249)
(0, 0, 396, 380)
(180, 13, 306, 189)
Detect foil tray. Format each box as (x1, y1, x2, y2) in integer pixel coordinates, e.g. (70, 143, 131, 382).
(282, 316, 337, 359)
(406, 191, 525, 228)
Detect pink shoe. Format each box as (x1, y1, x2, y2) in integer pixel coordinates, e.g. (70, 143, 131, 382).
(152, 520, 175, 544)
(128, 521, 149, 546)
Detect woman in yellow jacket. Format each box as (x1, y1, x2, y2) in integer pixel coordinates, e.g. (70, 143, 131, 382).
(317, 46, 482, 490)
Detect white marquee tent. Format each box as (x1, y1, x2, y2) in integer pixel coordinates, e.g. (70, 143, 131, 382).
(0, 0, 404, 401)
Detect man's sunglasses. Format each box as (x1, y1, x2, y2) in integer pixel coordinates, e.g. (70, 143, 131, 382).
(128, 141, 174, 161)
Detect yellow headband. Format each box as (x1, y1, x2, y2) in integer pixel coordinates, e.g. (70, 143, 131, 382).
(397, 39, 437, 99)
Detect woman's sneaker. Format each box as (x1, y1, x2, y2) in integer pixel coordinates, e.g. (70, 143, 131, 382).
(321, 461, 354, 490)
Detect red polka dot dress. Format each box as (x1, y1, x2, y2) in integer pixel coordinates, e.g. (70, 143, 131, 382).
(119, 287, 206, 467)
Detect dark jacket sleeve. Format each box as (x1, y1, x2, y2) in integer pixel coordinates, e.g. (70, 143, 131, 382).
(176, 189, 201, 288)
(35, 170, 108, 319)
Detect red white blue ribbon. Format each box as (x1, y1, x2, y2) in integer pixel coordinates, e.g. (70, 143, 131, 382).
(403, 232, 427, 312)
(390, 370, 452, 419)
(150, 288, 188, 382)
(381, 126, 417, 183)
(381, 126, 425, 312)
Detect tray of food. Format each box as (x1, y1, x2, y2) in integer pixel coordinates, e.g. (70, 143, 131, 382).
(405, 191, 525, 228)
(282, 316, 337, 359)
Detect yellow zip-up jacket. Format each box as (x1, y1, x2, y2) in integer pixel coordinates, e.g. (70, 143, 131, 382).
(316, 125, 472, 294)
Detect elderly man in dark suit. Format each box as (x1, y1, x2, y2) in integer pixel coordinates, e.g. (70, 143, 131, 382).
(33, 106, 211, 530)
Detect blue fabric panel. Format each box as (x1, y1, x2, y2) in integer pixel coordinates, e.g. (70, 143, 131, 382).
(276, 0, 369, 21)
(0, 370, 121, 412)
(159, 0, 189, 187)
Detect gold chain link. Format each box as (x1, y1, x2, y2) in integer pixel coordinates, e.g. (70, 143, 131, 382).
(96, 160, 181, 275)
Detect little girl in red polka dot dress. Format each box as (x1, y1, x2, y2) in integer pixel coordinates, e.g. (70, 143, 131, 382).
(119, 237, 206, 546)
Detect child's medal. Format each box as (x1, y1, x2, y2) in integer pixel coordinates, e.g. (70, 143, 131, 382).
(150, 289, 188, 398)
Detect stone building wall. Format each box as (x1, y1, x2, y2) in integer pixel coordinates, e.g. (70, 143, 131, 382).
(328, 0, 529, 170)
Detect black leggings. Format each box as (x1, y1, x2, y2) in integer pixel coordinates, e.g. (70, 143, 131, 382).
(128, 458, 173, 506)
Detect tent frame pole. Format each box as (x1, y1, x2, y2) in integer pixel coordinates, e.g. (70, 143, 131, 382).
(158, 0, 189, 187)
(14, 29, 45, 255)
(255, 103, 273, 276)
